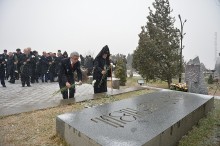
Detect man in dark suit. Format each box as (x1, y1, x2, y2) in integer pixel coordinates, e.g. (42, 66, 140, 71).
(14, 48, 23, 80)
(3, 50, 8, 80)
(0, 53, 6, 87)
(58, 51, 82, 99)
(20, 48, 31, 87)
(39, 51, 49, 82)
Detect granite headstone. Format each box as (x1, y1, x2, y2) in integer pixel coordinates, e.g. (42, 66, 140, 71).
(56, 91, 213, 146)
(185, 56, 208, 94)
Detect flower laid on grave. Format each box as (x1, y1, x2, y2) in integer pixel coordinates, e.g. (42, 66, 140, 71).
(92, 80, 96, 87)
(52, 82, 79, 96)
(170, 83, 188, 92)
(98, 65, 111, 88)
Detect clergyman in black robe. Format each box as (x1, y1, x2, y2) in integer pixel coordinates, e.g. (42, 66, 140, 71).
(93, 45, 111, 93)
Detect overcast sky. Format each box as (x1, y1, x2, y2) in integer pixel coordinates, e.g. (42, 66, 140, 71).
(0, 0, 219, 69)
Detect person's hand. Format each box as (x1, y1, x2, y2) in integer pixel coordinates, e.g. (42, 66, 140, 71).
(78, 80, 82, 85)
(49, 62, 52, 65)
(23, 62, 26, 65)
(102, 70, 106, 75)
(27, 59, 30, 62)
(66, 82, 71, 88)
(110, 63, 115, 68)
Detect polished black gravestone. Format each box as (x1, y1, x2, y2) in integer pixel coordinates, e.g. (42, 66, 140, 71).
(56, 91, 214, 146)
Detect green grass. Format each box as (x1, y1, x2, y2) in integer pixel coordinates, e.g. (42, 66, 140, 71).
(126, 76, 142, 86)
(178, 100, 220, 146)
(126, 76, 180, 89)
(125, 76, 174, 88)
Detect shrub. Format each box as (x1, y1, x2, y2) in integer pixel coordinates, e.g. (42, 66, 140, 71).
(207, 75, 214, 84)
(114, 59, 127, 86)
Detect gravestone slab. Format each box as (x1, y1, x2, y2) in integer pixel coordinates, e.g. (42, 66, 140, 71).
(185, 56, 208, 94)
(56, 91, 213, 146)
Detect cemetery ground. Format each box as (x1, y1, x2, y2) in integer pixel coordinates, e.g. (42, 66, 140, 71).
(1, 77, 220, 146)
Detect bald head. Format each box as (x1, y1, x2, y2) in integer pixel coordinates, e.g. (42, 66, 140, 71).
(27, 47, 31, 51)
(23, 48, 28, 55)
(8, 52, 13, 57)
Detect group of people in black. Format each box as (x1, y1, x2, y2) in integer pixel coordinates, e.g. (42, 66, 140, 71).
(0, 48, 67, 87)
(0, 45, 112, 99)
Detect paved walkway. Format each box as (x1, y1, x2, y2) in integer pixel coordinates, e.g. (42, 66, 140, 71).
(0, 80, 94, 116)
(1, 80, 218, 117)
(0, 80, 146, 116)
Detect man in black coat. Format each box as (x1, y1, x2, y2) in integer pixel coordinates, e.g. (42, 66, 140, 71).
(93, 45, 111, 93)
(85, 55, 94, 76)
(7, 52, 16, 83)
(58, 51, 82, 99)
(39, 52, 49, 82)
(20, 48, 31, 87)
(55, 52, 63, 78)
(34, 51, 41, 83)
(79, 54, 85, 67)
(30, 51, 40, 83)
(14, 48, 23, 80)
(30, 50, 37, 83)
(3, 50, 8, 80)
(0, 53, 6, 87)
(47, 52, 56, 82)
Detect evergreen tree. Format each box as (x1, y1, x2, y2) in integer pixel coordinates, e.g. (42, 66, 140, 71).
(208, 74, 214, 84)
(132, 0, 180, 88)
(114, 58, 127, 86)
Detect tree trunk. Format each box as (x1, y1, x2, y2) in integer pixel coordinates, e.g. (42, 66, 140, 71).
(167, 78, 172, 89)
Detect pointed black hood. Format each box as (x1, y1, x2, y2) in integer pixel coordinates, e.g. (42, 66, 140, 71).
(95, 45, 110, 59)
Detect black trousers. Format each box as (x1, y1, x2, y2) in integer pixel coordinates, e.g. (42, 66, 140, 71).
(31, 68, 36, 83)
(21, 73, 30, 86)
(49, 72, 54, 82)
(41, 73, 48, 82)
(8, 68, 15, 83)
(15, 65, 21, 80)
(31, 73, 39, 83)
(59, 81, 75, 99)
(0, 71, 5, 86)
